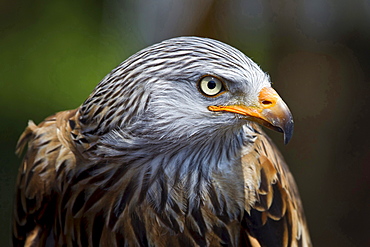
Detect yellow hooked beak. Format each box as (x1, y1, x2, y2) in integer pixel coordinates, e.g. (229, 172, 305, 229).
(208, 87, 294, 144)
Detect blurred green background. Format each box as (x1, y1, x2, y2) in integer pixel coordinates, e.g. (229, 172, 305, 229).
(1, 0, 369, 246)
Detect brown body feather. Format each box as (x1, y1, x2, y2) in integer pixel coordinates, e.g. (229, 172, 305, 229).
(13, 112, 311, 246)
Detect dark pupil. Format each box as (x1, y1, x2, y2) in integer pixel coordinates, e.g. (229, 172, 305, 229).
(207, 80, 216, 89)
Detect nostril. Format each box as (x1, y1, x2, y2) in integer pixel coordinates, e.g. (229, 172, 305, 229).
(262, 100, 273, 105)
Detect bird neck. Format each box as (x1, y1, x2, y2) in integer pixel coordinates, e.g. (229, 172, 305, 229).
(82, 123, 250, 216)
(92, 121, 248, 175)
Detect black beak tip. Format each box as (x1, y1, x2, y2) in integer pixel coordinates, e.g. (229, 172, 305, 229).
(283, 119, 294, 145)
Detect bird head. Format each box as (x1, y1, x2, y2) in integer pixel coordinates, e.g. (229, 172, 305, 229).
(80, 37, 293, 152)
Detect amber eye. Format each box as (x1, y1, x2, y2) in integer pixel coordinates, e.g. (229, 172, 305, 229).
(199, 76, 224, 96)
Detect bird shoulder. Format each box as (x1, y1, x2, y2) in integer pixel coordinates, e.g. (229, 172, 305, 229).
(13, 109, 80, 246)
(240, 124, 311, 247)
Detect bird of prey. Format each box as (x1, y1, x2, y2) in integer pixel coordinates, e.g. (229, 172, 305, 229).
(13, 37, 311, 247)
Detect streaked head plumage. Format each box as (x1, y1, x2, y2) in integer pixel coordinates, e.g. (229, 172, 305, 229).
(79, 37, 272, 143)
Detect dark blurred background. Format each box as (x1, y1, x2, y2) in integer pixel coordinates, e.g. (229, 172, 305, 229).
(1, 0, 369, 246)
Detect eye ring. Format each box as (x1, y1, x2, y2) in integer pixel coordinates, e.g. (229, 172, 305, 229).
(198, 76, 225, 97)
